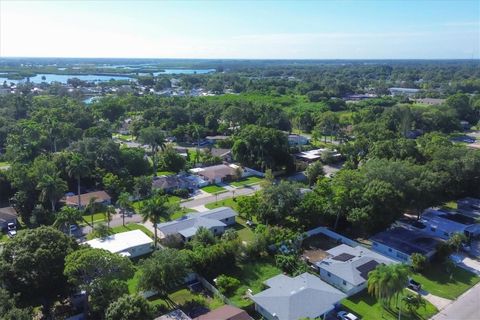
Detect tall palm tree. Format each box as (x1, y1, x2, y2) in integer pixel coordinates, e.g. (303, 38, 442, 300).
(140, 194, 177, 248)
(138, 127, 166, 175)
(105, 205, 116, 229)
(85, 197, 97, 228)
(66, 153, 90, 209)
(117, 192, 132, 227)
(53, 206, 83, 235)
(37, 172, 67, 213)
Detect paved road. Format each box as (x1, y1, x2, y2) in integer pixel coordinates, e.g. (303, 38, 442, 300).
(180, 184, 261, 208)
(80, 213, 143, 236)
(431, 282, 480, 320)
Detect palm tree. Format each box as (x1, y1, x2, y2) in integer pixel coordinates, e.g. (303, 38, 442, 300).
(66, 153, 90, 209)
(85, 197, 97, 228)
(140, 194, 177, 248)
(368, 264, 411, 314)
(53, 206, 83, 235)
(117, 192, 132, 227)
(105, 205, 116, 229)
(138, 127, 166, 175)
(37, 172, 67, 213)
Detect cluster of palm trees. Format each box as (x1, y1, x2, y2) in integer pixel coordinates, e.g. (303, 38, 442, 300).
(368, 263, 425, 317)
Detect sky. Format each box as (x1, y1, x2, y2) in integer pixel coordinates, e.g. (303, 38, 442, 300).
(0, 0, 479, 59)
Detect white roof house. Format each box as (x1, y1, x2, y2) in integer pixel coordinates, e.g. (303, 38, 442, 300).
(85, 229, 153, 258)
(251, 273, 346, 320)
(316, 244, 396, 296)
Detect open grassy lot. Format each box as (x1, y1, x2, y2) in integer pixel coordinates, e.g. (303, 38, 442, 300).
(411, 264, 480, 299)
(342, 289, 438, 320)
(230, 176, 263, 187)
(201, 184, 227, 194)
(224, 259, 282, 308)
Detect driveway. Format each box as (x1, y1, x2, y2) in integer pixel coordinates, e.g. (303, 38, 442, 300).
(431, 282, 480, 320)
(180, 184, 261, 209)
(451, 253, 480, 275)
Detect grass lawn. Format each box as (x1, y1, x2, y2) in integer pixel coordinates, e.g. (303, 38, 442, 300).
(132, 198, 195, 222)
(225, 260, 282, 308)
(112, 133, 135, 141)
(411, 264, 480, 299)
(342, 289, 438, 320)
(87, 223, 154, 240)
(80, 212, 107, 226)
(156, 170, 176, 176)
(1, 233, 10, 243)
(230, 176, 263, 187)
(205, 196, 248, 211)
(0, 161, 10, 167)
(442, 201, 458, 210)
(201, 184, 227, 194)
(149, 288, 224, 311)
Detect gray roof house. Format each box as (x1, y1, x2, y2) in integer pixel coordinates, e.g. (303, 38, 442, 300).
(370, 226, 442, 263)
(152, 175, 197, 192)
(0, 206, 17, 231)
(420, 209, 480, 239)
(251, 272, 346, 320)
(316, 244, 396, 296)
(157, 207, 237, 241)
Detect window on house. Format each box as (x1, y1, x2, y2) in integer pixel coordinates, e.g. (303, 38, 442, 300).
(431, 227, 436, 232)
(343, 280, 347, 286)
(327, 272, 331, 277)
(388, 248, 392, 252)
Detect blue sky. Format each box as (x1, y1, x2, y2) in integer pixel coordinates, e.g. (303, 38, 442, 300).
(1, 0, 479, 59)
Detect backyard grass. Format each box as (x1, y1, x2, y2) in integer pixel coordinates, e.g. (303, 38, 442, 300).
(112, 133, 135, 141)
(201, 184, 227, 194)
(80, 212, 107, 226)
(149, 288, 224, 311)
(225, 260, 282, 308)
(156, 170, 176, 176)
(0, 161, 10, 167)
(342, 289, 438, 320)
(230, 176, 263, 187)
(411, 264, 480, 299)
(443, 201, 458, 210)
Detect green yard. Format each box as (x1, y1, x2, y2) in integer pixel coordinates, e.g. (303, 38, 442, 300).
(86, 223, 154, 240)
(112, 133, 135, 141)
(156, 170, 176, 176)
(230, 176, 263, 187)
(205, 196, 247, 211)
(80, 212, 107, 226)
(132, 198, 195, 222)
(342, 290, 438, 320)
(225, 260, 282, 308)
(411, 264, 480, 299)
(201, 184, 227, 194)
(0, 161, 10, 167)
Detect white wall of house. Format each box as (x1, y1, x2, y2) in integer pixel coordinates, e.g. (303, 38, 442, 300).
(371, 242, 410, 263)
(318, 269, 365, 296)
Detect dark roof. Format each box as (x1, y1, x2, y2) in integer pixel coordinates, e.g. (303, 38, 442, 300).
(371, 227, 442, 256)
(194, 305, 252, 320)
(332, 253, 355, 262)
(357, 260, 380, 280)
(152, 175, 193, 190)
(65, 191, 111, 206)
(0, 207, 17, 223)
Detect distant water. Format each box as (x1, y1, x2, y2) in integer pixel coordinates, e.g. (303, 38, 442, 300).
(0, 73, 133, 84)
(153, 69, 216, 75)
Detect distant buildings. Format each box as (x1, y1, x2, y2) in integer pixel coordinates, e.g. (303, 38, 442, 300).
(287, 134, 309, 146)
(389, 87, 420, 96)
(413, 98, 445, 105)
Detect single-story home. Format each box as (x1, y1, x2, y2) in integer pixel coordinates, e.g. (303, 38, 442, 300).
(412, 98, 445, 105)
(65, 191, 111, 208)
(251, 272, 346, 320)
(206, 135, 230, 144)
(389, 87, 420, 96)
(208, 148, 233, 162)
(420, 209, 480, 239)
(0, 206, 17, 231)
(316, 244, 396, 296)
(287, 134, 309, 146)
(157, 207, 237, 242)
(370, 226, 442, 263)
(458, 197, 480, 211)
(84, 229, 153, 258)
(152, 175, 197, 192)
(194, 305, 252, 320)
(194, 164, 238, 184)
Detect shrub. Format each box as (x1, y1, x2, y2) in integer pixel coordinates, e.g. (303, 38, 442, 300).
(215, 275, 241, 295)
(171, 188, 190, 199)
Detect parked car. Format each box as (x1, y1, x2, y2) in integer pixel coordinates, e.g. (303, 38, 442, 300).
(407, 278, 421, 291)
(337, 311, 359, 320)
(7, 222, 16, 238)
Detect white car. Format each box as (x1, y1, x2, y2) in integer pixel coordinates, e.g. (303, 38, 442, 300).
(337, 311, 358, 320)
(7, 222, 17, 238)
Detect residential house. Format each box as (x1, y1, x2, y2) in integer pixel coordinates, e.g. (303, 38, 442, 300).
(195, 164, 238, 184)
(287, 134, 309, 146)
(412, 98, 445, 106)
(0, 206, 17, 231)
(208, 148, 233, 162)
(205, 135, 230, 144)
(458, 197, 480, 211)
(152, 175, 197, 192)
(157, 207, 237, 241)
(65, 191, 111, 209)
(84, 230, 153, 258)
(250, 272, 346, 320)
(194, 305, 252, 320)
(155, 310, 192, 320)
(370, 226, 442, 263)
(420, 209, 480, 239)
(389, 87, 420, 96)
(316, 244, 396, 296)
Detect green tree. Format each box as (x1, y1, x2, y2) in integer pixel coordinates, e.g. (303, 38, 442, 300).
(105, 205, 116, 229)
(102, 173, 125, 202)
(368, 264, 411, 309)
(67, 153, 90, 208)
(305, 161, 325, 186)
(0, 227, 78, 312)
(105, 294, 153, 320)
(90, 279, 128, 319)
(36, 171, 67, 212)
(139, 194, 177, 248)
(447, 232, 467, 253)
(133, 175, 152, 199)
(93, 223, 111, 239)
(64, 248, 134, 313)
(215, 275, 240, 295)
(137, 249, 190, 300)
(403, 293, 426, 315)
(0, 288, 32, 320)
(410, 253, 428, 273)
(53, 206, 83, 234)
(158, 145, 186, 173)
(138, 126, 166, 175)
(117, 192, 132, 227)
